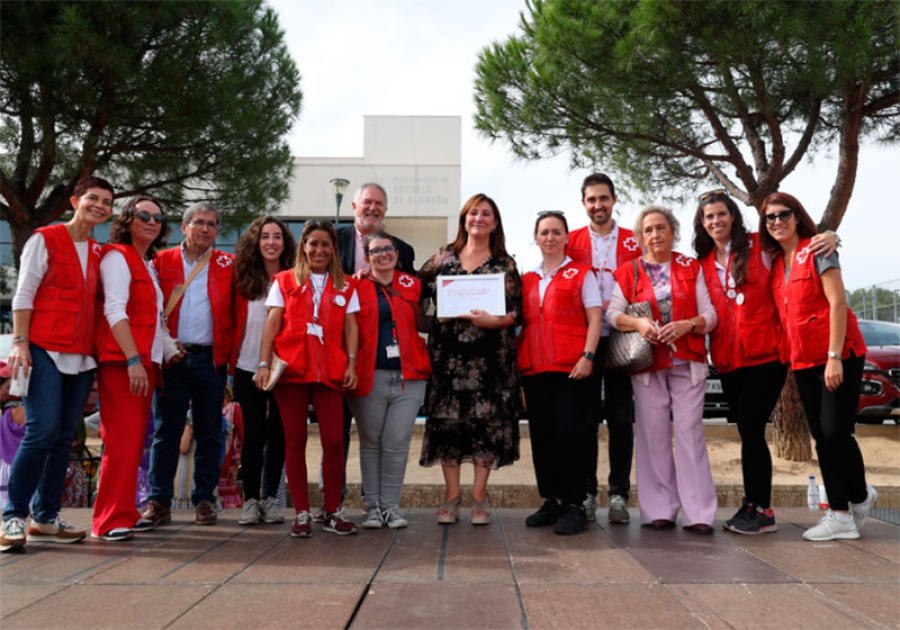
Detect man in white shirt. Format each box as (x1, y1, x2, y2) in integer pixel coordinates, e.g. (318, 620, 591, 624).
(565, 174, 642, 525)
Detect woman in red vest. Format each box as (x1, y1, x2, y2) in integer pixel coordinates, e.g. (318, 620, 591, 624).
(607, 205, 719, 534)
(517, 211, 602, 535)
(693, 190, 837, 535)
(254, 221, 360, 538)
(347, 232, 431, 529)
(92, 195, 170, 541)
(232, 216, 296, 526)
(759, 192, 875, 542)
(1, 175, 113, 553)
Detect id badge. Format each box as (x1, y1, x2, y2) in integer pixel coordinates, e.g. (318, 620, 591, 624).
(385, 343, 400, 359)
(306, 322, 324, 338)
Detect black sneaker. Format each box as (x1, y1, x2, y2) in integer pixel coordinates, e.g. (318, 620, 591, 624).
(724, 499, 753, 531)
(553, 503, 588, 535)
(726, 502, 777, 535)
(525, 499, 566, 527)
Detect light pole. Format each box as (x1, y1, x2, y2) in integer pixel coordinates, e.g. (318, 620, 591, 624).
(330, 178, 350, 227)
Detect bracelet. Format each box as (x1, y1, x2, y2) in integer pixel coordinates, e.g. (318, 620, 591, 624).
(823, 230, 842, 248)
(348, 354, 358, 359)
(12, 336, 27, 344)
(258, 361, 270, 369)
(126, 354, 142, 367)
(581, 351, 595, 361)
(827, 351, 841, 361)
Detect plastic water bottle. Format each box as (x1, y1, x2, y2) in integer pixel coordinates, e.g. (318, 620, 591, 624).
(807, 476, 819, 510)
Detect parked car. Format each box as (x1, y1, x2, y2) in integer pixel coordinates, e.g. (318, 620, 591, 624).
(703, 360, 730, 419)
(856, 319, 900, 424)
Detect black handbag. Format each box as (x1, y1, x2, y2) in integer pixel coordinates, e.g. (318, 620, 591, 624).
(605, 260, 655, 371)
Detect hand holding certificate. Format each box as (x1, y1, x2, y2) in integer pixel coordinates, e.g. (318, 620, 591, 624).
(436, 273, 506, 319)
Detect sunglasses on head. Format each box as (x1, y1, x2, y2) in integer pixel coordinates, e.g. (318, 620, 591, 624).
(537, 210, 565, 218)
(764, 209, 795, 224)
(136, 211, 165, 224)
(698, 189, 728, 204)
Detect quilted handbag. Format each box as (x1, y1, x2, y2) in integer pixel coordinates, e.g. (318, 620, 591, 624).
(605, 260, 655, 371)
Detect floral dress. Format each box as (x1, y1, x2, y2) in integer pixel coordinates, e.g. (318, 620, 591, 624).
(418, 246, 522, 469)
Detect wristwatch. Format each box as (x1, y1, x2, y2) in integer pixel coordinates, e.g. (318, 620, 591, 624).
(827, 351, 841, 361)
(582, 351, 595, 361)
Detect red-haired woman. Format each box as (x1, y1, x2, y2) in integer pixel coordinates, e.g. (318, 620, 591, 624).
(759, 192, 875, 541)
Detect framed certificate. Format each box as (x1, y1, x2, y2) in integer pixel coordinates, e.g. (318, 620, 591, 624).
(436, 273, 506, 318)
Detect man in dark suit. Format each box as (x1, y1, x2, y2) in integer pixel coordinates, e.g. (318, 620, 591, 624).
(337, 183, 415, 275)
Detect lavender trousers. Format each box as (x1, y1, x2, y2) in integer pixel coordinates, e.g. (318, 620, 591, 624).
(632, 361, 718, 527)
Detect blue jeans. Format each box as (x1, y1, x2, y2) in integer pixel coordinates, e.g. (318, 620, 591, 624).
(3, 344, 94, 523)
(148, 352, 226, 507)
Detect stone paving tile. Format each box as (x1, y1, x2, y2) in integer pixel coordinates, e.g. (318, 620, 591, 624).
(0, 584, 212, 629)
(0, 583, 68, 618)
(0, 540, 134, 584)
(351, 583, 523, 629)
(369, 514, 449, 583)
(169, 583, 365, 630)
(814, 583, 900, 629)
(669, 583, 888, 630)
(520, 583, 705, 629)
(500, 511, 654, 584)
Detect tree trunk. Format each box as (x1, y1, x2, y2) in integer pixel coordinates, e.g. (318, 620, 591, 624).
(772, 370, 813, 461)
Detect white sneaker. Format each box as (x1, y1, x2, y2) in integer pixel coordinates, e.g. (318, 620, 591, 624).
(849, 485, 877, 531)
(238, 498, 262, 525)
(382, 507, 408, 529)
(608, 494, 630, 524)
(1, 517, 27, 552)
(260, 497, 286, 524)
(802, 510, 860, 541)
(582, 493, 597, 523)
(362, 506, 384, 529)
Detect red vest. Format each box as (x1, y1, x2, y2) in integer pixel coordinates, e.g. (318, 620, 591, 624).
(273, 270, 357, 390)
(699, 234, 781, 372)
(351, 273, 432, 397)
(771, 238, 866, 370)
(517, 262, 593, 375)
(153, 247, 235, 367)
(613, 254, 707, 373)
(565, 225, 642, 271)
(29, 224, 102, 356)
(97, 244, 159, 365)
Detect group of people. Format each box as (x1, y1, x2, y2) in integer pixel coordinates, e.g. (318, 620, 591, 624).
(0, 172, 877, 553)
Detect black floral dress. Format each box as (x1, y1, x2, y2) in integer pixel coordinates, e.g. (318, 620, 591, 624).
(418, 246, 522, 469)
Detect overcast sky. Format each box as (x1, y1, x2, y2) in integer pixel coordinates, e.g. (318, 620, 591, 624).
(268, 0, 899, 292)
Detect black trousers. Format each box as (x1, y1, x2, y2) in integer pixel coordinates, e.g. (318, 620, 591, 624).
(586, 336, 634, 500)
(523, 372, 593, 504)
(795, 353, 868, 511)
(233, 368, 285, 501)
(720, 360, 787, 509)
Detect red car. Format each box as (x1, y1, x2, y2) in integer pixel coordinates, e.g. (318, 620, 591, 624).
(857, 320, 900, 424)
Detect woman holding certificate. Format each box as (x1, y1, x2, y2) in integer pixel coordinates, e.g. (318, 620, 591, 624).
(254, 221, 360, 538)
(348, 232, 432, 529)
(518, 211, 603, 535)
(419, 193, 522, 526)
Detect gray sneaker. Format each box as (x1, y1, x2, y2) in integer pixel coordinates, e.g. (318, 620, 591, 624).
(382, 507, 408, 529)
(362, 506, 384, 529)
(849, 485, 877, 531)
(582, 493, 597, 522)
(260, 497, 286, 524)
(1, 517, 27, 552)
(238, 498, 262, 525)
(608, 494, 630, 524)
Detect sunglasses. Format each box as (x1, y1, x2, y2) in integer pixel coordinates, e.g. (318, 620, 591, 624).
(764, 209, 795, 224)
(699, 189, 728, 203)
(537, 210, 565, 218)
(136, 211, 165, 224)
(368, 245, 397, 256)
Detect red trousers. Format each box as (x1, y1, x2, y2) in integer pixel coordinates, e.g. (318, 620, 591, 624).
(92, 363, 157, 535)
(273, 382, 344, 514)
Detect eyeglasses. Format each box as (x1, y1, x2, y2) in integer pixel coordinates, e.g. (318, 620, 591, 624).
(136, 211, 164, 225)
(537, 210, 565, 218)
(367, 245, 397, 256)
(764, 209, 795, 224)
(189, 219, 218, 229)
(699, 189, 728, 203)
